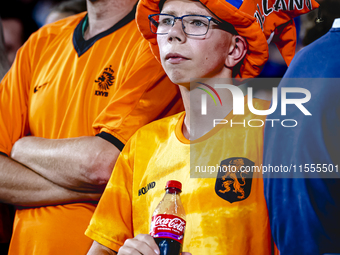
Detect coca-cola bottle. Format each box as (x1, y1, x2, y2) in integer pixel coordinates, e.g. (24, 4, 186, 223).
(150, 180, 186, 255)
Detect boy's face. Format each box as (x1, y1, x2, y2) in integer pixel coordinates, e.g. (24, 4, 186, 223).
(157, 0, 235, 87)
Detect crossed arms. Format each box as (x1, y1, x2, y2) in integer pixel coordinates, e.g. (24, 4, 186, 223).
(0, 136, 120, 207)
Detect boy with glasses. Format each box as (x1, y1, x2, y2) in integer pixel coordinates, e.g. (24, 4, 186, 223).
(85, 0, 318, 254)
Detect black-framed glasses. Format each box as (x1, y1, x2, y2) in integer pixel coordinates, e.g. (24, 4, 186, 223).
(148, 14, 235, 36)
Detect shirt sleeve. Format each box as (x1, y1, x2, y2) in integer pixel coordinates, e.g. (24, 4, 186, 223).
(92, 39, 183, 147)
(0, 34, 36, 156)
(85, 133, 136, 252)
(0, 32, 36, 245)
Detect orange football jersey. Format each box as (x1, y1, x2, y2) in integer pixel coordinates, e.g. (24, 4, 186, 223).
(0, 9, 182, 255)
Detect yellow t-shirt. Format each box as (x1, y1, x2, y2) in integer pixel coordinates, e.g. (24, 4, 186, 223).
(0, 10, 182, 255)
(86, 99, 273, 254)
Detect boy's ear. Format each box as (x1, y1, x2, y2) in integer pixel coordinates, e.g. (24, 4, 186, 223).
(225, 35, 247, 68)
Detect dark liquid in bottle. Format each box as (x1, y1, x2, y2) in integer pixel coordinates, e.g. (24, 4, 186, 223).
(155, 238, 182, 255)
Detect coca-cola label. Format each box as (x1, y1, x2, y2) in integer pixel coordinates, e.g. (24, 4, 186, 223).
(150, 214, 186, 244)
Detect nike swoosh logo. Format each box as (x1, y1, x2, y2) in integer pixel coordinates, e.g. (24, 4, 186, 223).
(34, 82, 48, 93)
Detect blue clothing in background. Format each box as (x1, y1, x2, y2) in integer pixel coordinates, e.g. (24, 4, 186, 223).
(263, 22, 340, 255)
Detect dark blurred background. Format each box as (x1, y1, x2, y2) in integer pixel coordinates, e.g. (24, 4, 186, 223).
(0, 0, 86, 65)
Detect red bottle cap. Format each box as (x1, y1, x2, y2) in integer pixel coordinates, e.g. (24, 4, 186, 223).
(165, 180, 182, 191)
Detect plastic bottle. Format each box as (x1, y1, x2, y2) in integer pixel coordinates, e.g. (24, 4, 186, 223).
(150, 180, 186, 255)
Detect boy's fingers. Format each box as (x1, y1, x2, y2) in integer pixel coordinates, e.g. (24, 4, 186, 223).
(135, 234, 160, 254)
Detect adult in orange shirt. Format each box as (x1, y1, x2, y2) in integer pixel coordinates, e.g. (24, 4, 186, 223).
(0, 0, 182, 254)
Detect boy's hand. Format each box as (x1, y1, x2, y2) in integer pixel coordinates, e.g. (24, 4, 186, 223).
(118, 234, 160, 255)
(117, 234, 192, 255)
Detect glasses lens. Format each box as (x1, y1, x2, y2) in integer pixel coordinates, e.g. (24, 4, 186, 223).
(150, 15, 174, 34)
(182, 16, 209, 35)
(149, 14, 211, 36)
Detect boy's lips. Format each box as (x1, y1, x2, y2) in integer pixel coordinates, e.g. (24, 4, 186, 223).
(165, 53, 189, 64)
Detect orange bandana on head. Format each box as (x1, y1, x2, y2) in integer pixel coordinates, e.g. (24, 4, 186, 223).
(137, 0, 319, 78)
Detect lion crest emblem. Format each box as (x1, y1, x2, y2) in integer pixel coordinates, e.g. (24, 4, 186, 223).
(95, 65, 115, 91)
(215, 157, 254, 203)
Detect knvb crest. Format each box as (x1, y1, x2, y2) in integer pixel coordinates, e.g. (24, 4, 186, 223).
(215, 157, 254, 203)
(94, 65, 115, 97)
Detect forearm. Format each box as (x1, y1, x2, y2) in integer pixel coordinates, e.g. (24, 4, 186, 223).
(0, 155, 100, 207)
(10, 136, 120, 192)
(87, 241, 117, 255)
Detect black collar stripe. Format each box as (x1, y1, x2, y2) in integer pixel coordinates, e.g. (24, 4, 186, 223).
(73, 5, 136, 57)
